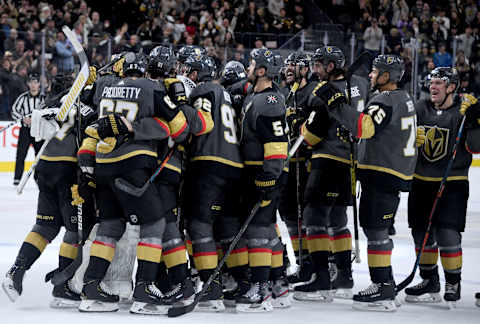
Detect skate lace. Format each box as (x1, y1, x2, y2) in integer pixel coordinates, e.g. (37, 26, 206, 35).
(245, 282, 260, 298)
(359, 283, 380, 296)
(165, 283, 181, 298)
(67, 279, 81, 294)
(445, 282, 458, 294)
(99, 281, 115, 296)
(411, 279, 429, 290)
(147, 283, 164, 298)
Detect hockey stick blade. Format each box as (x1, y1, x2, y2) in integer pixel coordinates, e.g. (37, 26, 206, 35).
(114, 178, 149, 197)
(168, 200, 263, 317)
(49, 251, 83, 286)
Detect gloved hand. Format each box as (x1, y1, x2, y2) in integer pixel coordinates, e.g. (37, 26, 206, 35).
(314, 81, 346, 110)
(460, 93, 480, 128)
(416, 126, 426, 147)
(255, 173, 278, 206)
(113, 57, 125, 76)
(86, 66, 97, 85)
(164, 78, 188, 106)
(336, 125, 357, 143)
(94, 113, 131, 139)
(71, 173, 96, 206)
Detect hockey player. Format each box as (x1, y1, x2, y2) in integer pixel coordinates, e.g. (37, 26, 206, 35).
(235, 48, 288, 312)
(350, 55, 416, 311)
(176, 45, 206, 97)
(405, 67, 480, 306)
(2, 73, 97, 308)
(294, 46, 369, 302)
(220, 60, 252, 115)
(180, 54, 245, 312)
(76, 53, 189, 314)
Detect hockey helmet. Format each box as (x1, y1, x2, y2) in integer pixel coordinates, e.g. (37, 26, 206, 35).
(177, 45, 207, 64)
(428, 67, 459, 92)
(372, 54, 405, 83)
(249, 48, 277, 78)
(313, 46, 346, 69)
(148, 45, 176, 78)
(123, 52, 148, 77)
(184, 54, 216, 82)
(220, 60, 247, 86)
(284, 51, 311, 68)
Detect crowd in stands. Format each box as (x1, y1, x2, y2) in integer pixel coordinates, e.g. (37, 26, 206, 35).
(324, 0, 480, 97)
(0, 0, 308, 120)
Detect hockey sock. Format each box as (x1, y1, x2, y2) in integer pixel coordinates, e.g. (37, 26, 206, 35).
(225, 238, 248, 272)
(270, 238, 284, 280)
(136, 239, 163, 282)
(248, 244, 272, 282)
(440, 246, 462, 284)
(288, 223, 308, 260)
(85, 239, 116, 281)
(417, 243, 439, 279)
(367, 238, 393, 283)
(155, 262, 170, 293)
(168, 264, 189, 285)
(58, 242, 78, 271)
(307, 226, 330, 271)
(17, 231, 49, 269)
(331, 227, 352, 270)
(192, 241, 218, 279)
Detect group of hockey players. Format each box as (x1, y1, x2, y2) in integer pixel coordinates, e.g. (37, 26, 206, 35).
(2, 36, 480, 315)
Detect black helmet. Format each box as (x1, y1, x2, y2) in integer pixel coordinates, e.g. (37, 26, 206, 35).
(184, 54, 216, 82)
(221, 60, 247, 86)
(123, 52, 148, 77)
(177, 45, 206, 64)
(372, 54, 405, 83)
(148, 46, 176, 78)
(284, 51, 311, 68)
(249, 48, 277, 78)
(313, 46, 345, 69)
(428, 67, 459, 92)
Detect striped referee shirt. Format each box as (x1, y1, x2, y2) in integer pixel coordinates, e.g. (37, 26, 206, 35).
(11, 91, 45, 127)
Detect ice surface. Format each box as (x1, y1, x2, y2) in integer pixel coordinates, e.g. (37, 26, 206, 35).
(0, 170, 479, 324)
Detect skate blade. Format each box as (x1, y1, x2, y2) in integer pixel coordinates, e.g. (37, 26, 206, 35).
(272, 294, 292, 308)
(446, 301, 457, 310)
(78, 299, 119, 312)
(333, 288, 353, 299)
(129, 301, 169, 315)
(195, 300, 225, 312)
(236, 300, 274, 313)
(293, 290, 333, 303)
(49, 297, 80, 309)
(2, 280, 19, 303)
(405, 293, 442, 304)
(352, 300, 396, 312)
(223, 299, 236, 308)
(475, 300, 480, 308)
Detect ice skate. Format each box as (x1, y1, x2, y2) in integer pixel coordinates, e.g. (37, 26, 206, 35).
(287, 258, 314, 285)
(129, 281, 170, 315)
(405, 276, 441, 304)
(196, 279, 225, 312)
(2, 263, 26, 303)
(475, 292, 480, 307)
(271, 279, 291, 308)
(444, 282, 460, 309)
(236, 281, 273, 313)
(164, 278, 195, 307)
(352, 282, 396, 312)
(224, 279, 250, 308)
(293, 269, 333, 302)
(332, 269, 354, 299)
(50, 279, 81, 308)
(79, 280, 119, 312)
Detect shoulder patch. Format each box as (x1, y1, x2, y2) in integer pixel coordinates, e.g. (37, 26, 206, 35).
(266, 95, 278, 104)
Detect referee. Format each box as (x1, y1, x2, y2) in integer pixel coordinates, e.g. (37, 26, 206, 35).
(11, 74, 45, 186)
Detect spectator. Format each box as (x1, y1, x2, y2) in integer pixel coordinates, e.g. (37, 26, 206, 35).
(433, 42, 452, 67)
(430, 20, 446, 49)
(458, 71, 478, 96)
(418, 57, 435, 100)
(4, 28, 18, 52)
(433, 9, 450, 39)
(457, 26, 475, 60)
(363, 18, 383, 56)
(90, 11, 103, 35)
(392, 0, 409, 27)
(410, 0, 424, 19)
(464, 0, 478, 25)
(54, 31, 74, 73)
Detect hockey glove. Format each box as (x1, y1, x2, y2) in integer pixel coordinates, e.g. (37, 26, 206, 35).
(255, 173, 278, 207)
(336, 125, 358, 143)
(460, 94, 480, 129)
(113, 57, 125, 76)
(164, 78, 188, 106)
(71, 173, 96, 206)
(314, 81, 346, 110)
(416, 126, 426, 147)
(86, 66, 97, 86)
(95, 113, 130, 139)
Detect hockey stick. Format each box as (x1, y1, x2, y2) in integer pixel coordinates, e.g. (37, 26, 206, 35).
(97, 51, 135, 73)
(396, 115, 467, 293)
(349, 141, 361, 263)
(168, 199, 263, 317)
(17, 26, 90, 195)
(114, 145, 176, 197)
(0, 121, 18, 133)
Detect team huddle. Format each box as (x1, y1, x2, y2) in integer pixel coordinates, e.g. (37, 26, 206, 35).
(2, 36, 480, 316)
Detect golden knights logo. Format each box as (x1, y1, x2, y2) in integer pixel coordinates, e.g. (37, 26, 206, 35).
(326, 47, 333, 53)
(386, 56, 395, 64)
(422, 125, 450, 162)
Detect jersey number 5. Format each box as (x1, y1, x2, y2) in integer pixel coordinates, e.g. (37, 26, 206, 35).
(401, 115, 417, 157)
(99, 98, 139, 122)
